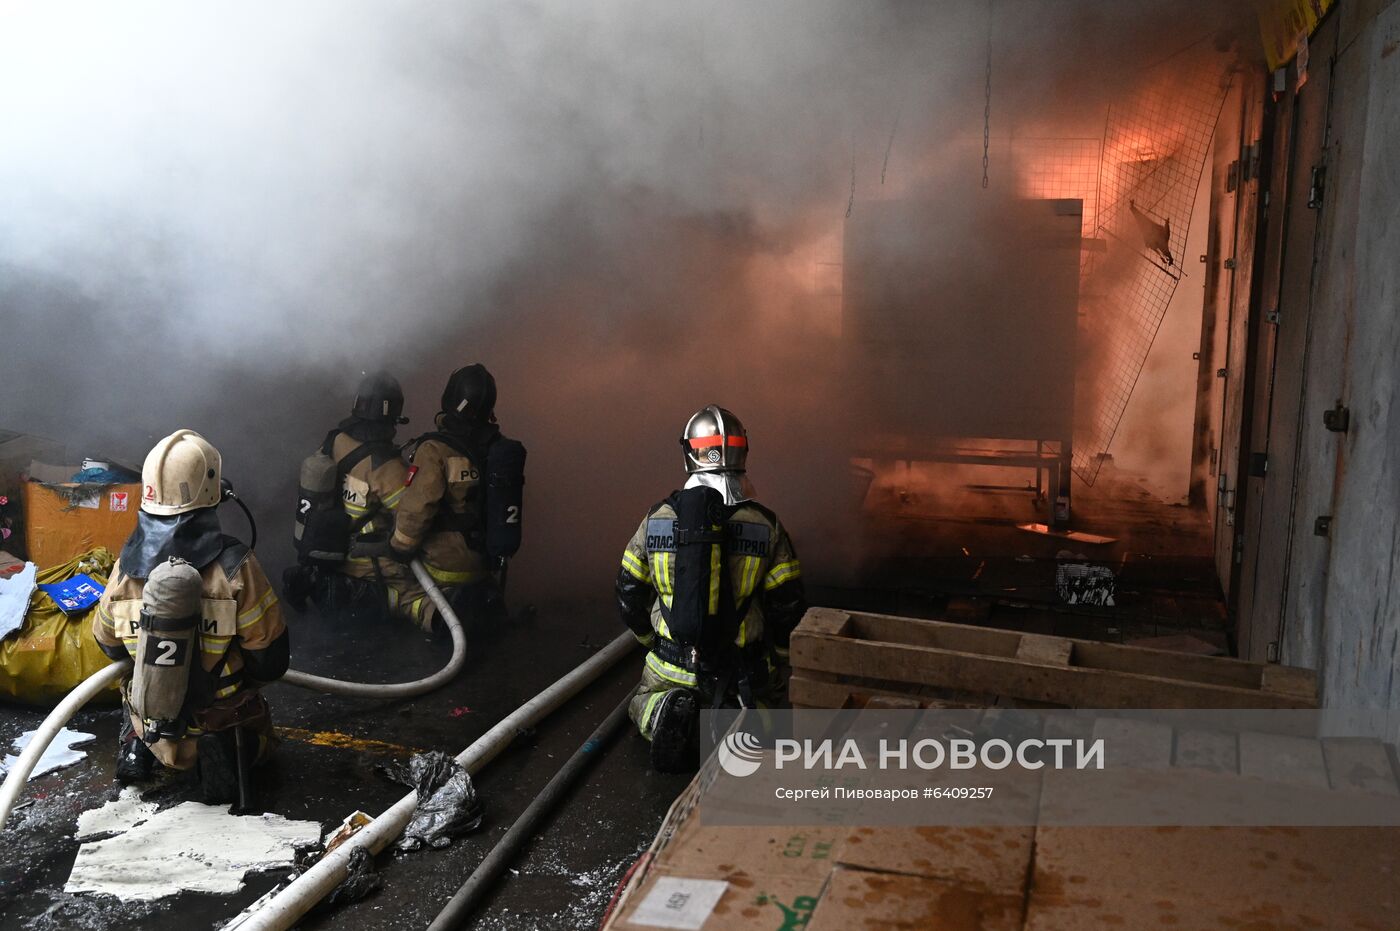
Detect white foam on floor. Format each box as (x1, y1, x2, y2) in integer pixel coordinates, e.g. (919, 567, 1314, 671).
(1, 727, 94, 779)
(65, 799, 322, 901)
(0, 561, 36, 639)
(75, 786, 159, 838)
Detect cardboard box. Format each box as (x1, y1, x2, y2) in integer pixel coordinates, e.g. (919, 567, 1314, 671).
(23, 481, 139, 569)
(807, 867, 1023, 931)
(616, 867, 825, 931)
(606, 768, 1400, 930)
(606, 759, 1035, 931)
(836, 826, 1034, 897)
(1027, 826, 1400, 930)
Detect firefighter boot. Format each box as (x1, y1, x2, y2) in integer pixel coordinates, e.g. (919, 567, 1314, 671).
(196, 729, 251, 806)
(649, 688, 700, 774)
(115, 722, 157, 784)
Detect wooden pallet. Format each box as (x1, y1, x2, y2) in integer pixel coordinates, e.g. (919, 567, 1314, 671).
(788, 607, 1318, 710)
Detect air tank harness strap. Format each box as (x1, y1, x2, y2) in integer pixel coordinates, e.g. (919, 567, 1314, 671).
(673, 527, 725, 545)
(650, 636, 769, 670)
(651, 637, 765, 708)
(140, 612, 198, 635)
(709, 646, 755, 711)
(431, 508, 484, 552)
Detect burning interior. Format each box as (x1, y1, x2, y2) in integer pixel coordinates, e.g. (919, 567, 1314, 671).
(1, 0, 1398, 928)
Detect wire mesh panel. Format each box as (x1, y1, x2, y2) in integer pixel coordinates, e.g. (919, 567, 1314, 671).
(1013, 137, 1102, 295)
(1072, 48, 1233, 484)
(1014, 137, 1101, 237)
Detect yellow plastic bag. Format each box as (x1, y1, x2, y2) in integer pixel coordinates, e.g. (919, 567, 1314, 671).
(0, 547, 123, 707)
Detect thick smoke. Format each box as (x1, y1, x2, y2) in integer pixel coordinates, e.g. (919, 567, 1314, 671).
(0, 1, 1255, 600)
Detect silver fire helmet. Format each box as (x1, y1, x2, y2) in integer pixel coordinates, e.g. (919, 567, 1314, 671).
(681, 405, 748, 475)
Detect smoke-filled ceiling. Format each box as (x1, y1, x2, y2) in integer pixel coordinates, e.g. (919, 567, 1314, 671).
(0, 1, 1256, 598)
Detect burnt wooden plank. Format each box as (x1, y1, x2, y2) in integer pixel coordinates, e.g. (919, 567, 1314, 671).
(1015, 634, 1073, 667)
(863, 695, 924, 711)
(1260, 665, 1320, 703)
(800, 607, 854, 637)
(788, 633, 1317, 710)
(847, 612, 1021, 657)
(787, 673, 978, 711)
(1070, 641, 1265, 689)
(790, 607, 1317, 707)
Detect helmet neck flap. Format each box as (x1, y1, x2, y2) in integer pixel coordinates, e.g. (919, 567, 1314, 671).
(337, 415, 398, 445)
(684, 471, 755, 506)
(119, 507, 227, 580)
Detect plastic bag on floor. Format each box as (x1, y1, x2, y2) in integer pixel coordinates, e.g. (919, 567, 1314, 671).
(380, 751, 484, 851)
(0, 548, 121, 706)
(320, 847, 382, 909)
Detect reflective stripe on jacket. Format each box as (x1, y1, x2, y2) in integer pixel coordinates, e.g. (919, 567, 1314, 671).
(94, 550, 288, 704)
(618, 499, 802, 649)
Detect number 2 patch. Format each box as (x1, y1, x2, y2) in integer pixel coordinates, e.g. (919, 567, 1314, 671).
(144, 638, 189, 667)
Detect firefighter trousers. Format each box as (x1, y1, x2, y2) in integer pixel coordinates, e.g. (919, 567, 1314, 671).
(126, 689, 277, 771)
(628, 649, 780, 741)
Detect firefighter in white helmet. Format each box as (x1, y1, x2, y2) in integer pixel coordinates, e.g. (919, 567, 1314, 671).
(93, 429, 289, 803)
(616, 405, 806, 773)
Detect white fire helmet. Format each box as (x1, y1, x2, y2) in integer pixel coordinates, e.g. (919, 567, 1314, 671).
(681, 405, 748, 474)
(140, 429, 222, 516)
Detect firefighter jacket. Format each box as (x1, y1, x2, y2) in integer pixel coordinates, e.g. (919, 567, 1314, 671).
(93, 545, 289, 709)
(390, 436, 488, 586)
(615, 496, 806, 684)
(329, 430, 409, 582)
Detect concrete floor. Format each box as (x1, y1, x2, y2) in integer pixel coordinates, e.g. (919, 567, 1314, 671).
(0, 463, 1229, 929)
(0, 599, 691, 930)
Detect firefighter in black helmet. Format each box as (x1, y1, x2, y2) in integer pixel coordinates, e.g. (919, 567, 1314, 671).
(284, 372, 413, 623)
(387, 364, 522, 631)
(616, 405, 807, 773)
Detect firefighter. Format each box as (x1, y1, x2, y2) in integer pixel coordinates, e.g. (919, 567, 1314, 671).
(284, 371, 412, 623)
(93, 429, 289, 803)
(381, 364, 513, 631)
(616, 405, 807, 773)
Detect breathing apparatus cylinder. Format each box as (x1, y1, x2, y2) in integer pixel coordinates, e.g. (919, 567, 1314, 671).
(669, 485, 730, 669)
(294, 451, 347, 564)
(129, 558, 203, 742)
(481, 436, 526, 563)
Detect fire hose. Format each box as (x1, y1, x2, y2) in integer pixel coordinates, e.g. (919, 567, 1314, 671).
(426, 693, 633, 930)
(225, 631, 636, 931)
(277, 560, 467, 699)
(0, 558, 467, 830)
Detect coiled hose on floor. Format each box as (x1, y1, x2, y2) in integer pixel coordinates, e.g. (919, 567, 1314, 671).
(278, 560, 466, 699)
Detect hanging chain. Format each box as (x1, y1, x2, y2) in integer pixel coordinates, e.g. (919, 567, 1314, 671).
(982, 2, 992, 189)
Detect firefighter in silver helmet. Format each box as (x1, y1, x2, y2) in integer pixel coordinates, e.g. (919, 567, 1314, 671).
(616, 405, 807, 773)
(93, 430, 289, 803)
